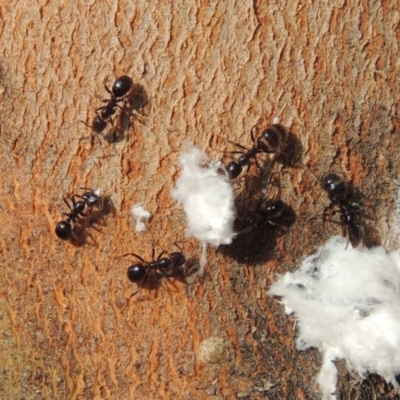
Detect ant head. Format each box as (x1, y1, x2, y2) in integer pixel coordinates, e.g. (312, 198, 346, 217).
(321, 172, 342, 188)
(81, 189, 100, 208)
(55, 220, 73, 240)
(170, 252, 185, 268)
(127, 264, 146, 282)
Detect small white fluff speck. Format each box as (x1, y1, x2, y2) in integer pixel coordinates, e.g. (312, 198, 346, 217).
(269, 236, 400, 399)
(171, 146, 236, 246)
(131, 204, 151, 232)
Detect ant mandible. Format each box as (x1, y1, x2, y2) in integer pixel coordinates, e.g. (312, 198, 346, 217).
(119, 244, 186, 297)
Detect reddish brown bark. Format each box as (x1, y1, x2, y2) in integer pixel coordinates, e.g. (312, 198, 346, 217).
(0, 1, 399, 399)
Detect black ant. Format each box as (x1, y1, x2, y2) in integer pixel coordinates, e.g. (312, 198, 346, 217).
(119, 244, 186, 297)
(55, 188, 101, 240)
(81, 75, 133, 136)
(225, 122, 288, 180)
(320, 173, 365, 248)
(235, 198, 295, 234)
(97, 75, 133, 122)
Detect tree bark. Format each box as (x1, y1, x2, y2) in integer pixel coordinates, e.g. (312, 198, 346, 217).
(0, 0, 399, 399)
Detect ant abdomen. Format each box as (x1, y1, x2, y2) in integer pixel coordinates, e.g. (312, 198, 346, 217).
(112, 75, 133, 98)
(127, 264, 146, 282)
(256, 124, 287, 154)
(55, 220, 73, 240)
(260, 199, 285, 223)
(121, 244, 186, 297)
(226, 161, 243, 180)
(170, 252, 185, 268)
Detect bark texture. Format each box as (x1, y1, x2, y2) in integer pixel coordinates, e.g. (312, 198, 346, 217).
(0, 0, 399, 399)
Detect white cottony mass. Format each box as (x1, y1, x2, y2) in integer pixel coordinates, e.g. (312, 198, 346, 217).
(172, 146, 236, 246)
(269, 236, 400, 399)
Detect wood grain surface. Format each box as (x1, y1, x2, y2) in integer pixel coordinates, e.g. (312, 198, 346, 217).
(0, 1, 399, 399)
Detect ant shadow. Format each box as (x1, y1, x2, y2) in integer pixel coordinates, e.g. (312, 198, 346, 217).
(70, 195, 116, 247)
(103, 84, 149, 144)
(219, 185, 296, 265)
(275, 128, 303, 168)
(220, 124, 301, 264)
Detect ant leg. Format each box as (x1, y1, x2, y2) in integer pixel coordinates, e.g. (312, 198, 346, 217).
(229, 141, 249, 151)
(79, 121, 103, 145)
(76, 215, 87, 224)
(104, 84, 113, 96)
(250, 122, 260, 144)
(341, 220, 347, 238)
(79, 120, 92, 129)
(96, 105, 107, 113)
(174, 241, 184, 253)
(63, 198, 73, 211)
(157, 269, 179, 292)
(71, 194, 83, 205)
(344, 236, 350, 250)
(117, 253, 146, 263)
(323, 204, 337, 224)
(124, 271, 150, 307)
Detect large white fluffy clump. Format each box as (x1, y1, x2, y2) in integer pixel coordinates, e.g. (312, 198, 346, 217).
(269, 236, 400, 399)
(172, 146, 236, 246)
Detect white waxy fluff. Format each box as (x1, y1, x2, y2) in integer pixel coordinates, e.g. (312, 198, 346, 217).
(172, 146, 236, 246)
(269, 236, 400, 399)
(131, 204, 151, 232)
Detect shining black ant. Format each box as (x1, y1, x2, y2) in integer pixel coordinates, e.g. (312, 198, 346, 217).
(119, 245, 186, 297)
(235, 198, 296, 234)
(55, 196, 88, 240)
(96, 75, 133, 122)
(235, 198, 295, 234)
(81, 75, 133, 136)
(224, 124, 262, 179)
(320, 173, 365, 248)
(55, 188, 101, 240)
(225, 122, 288, 179)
